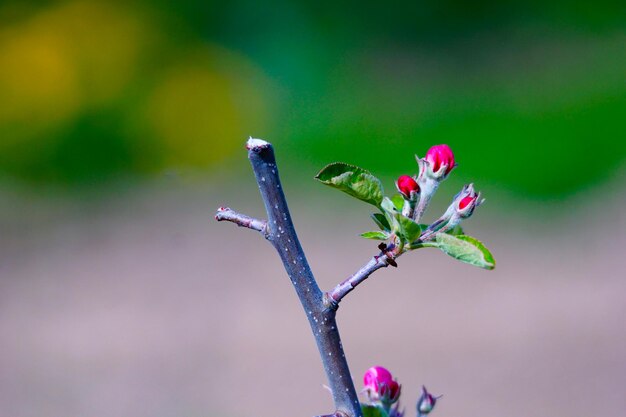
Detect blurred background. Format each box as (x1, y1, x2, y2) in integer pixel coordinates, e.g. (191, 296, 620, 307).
(0, 1, 624, 416)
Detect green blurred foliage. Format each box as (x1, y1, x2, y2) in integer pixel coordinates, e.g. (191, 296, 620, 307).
(0, 0, 624, 199)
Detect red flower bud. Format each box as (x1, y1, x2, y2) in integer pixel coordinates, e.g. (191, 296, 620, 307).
(364, 366, 393, 391)
(455, 183, 483, 218)
(458, 195, 475, 210)
(363, 366, 401, 405)
(380, 380, 401, 403)
(396, 175, 420, 199)
(425, 144, 455, 176)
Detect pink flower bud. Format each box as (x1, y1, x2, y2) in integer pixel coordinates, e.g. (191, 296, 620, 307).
(380, 379, 401, 403)
(417, 386, 440, 415)
(396, 175, 420, 199)
(458, 195, 475, 210)
(363, 366, 402, 405)
(425, 144, 455, 176)
(364, 366, 393, 391)
(455, 183, 483, 218)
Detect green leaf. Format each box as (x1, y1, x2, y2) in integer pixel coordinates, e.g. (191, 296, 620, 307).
(434, 233, 496, 270)
(315, 162, 384, 207)
(380, 197, 422, 245)
(360, 231, 390, 240)
(380, 197, 400, 234)
(371, 213, 391, 231)
(380, 196, 397, 213)
(391, 194, 404, 211)
(397, 215, 422, 243)
(361, 404, 389, 417)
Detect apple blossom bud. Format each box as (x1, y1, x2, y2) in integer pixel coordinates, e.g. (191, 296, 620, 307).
(454, 183, 483, 218)
(416, 386, 440, 415)
(396, 175, 420, 200)
(379, 379, 401, 404)
(364, 366, 393, 390)
(363, 366, 402, 406)
(438, 183, 482, 220)
(419, 184, 484, 241)
(413, 145, 456, 222)
(459, 195, 474, 210)
(425, 144, 455, 177)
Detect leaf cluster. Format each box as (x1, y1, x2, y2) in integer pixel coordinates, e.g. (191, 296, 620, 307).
(315, 162, 495, 270)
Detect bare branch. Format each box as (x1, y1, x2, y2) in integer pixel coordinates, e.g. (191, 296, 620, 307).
(217, 138, 363, 417)
(215, 207, 267, 234)
(328, 225, 443, 304)
(327, 244, 398, 305)
(315, 205, 450, 307)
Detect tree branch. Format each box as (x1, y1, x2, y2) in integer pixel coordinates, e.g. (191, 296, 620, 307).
(328, 224, 442, 305)
(327, 244, 398, 304)
(217, 138, 363, 417)
(215, 207, 267, 234)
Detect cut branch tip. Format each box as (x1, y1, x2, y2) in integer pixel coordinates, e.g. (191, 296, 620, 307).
(215, 206, 229, 221)
(246, 137, 270, 151)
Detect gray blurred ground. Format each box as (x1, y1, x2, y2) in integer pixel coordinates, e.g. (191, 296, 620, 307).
(0, 176, 625, 417)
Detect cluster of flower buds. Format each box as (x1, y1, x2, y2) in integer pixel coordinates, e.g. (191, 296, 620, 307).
(420, 183, 484, 240)
(362, 367, 441, 417)
(393, 144, 485, 241)
(416, 386, 441, 416)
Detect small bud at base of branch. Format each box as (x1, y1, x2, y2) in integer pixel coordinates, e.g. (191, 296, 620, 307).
(363, 366, 402, 408)
(416, 386, 441, 416)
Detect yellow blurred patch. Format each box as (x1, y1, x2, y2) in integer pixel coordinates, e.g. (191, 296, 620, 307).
(0, 22, 80, 142)
(144, 46, 274, 168)
(0, 1, 274, 171)
(39, 0, 150, 105)
(0, 0, 151, 147)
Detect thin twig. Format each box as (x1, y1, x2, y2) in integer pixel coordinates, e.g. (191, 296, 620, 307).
(328, 225, 443, 305)
(215, 207, 267, 234)
(327, 244, 398, 304)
